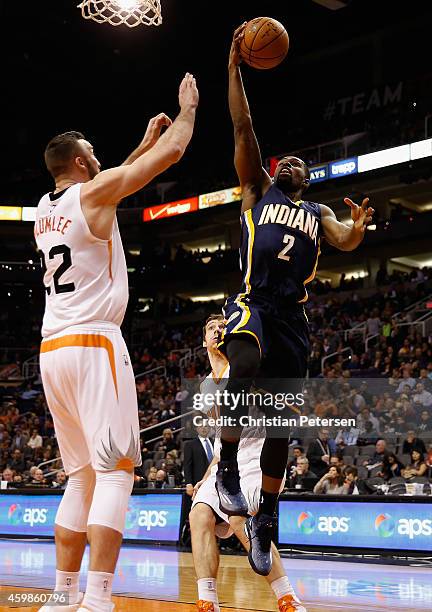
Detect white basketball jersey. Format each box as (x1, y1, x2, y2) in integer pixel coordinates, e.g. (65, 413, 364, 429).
(35, 183, 128, 337)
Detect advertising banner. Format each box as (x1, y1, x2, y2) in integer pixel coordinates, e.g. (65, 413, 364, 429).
(309, 164, 329, 183)
(199, 187, 242, 209)
(0, 493, 182, 542)
(329, 157, 358, 178)
(279, 499, 432, 552)
(143, 197, 198, 222)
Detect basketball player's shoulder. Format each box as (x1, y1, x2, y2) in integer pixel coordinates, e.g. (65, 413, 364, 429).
(36, 192, 50, 217)
(301, 199, 322, 217)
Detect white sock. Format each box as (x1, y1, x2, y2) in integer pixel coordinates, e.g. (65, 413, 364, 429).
(82, 571, 114, 612)
(271, 576, 299, 601)
(55, 570, 80, 605)
(197, 578, 219, 610)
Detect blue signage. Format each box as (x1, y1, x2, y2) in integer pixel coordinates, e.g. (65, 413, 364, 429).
(329, 157, 358, 178)
(0, 493, 182, 542)
(279, 500, 432, 552)
(309, 164, 328, 183)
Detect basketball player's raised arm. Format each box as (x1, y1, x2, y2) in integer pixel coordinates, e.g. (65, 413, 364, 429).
(81, 73, 198, 207)
(122, 113, 173, 166)
(321, 198, 374, 251)
(228, 25, 271, 212)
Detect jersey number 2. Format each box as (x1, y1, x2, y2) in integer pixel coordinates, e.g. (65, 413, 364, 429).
(277, 234, 295, 261)
(41, 244, 75, 295)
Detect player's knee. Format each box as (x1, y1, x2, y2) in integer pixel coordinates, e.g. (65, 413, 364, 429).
(228, 515, 246, 533)
(227, 338, 261, 378)
(66, 464, 96, 494)
(55, 464, 96, 532)
(87, 469, 134, 534)
(190, 503, 216, 534)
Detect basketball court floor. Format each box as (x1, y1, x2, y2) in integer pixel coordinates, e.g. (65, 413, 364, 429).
(0, 540, 430, 611)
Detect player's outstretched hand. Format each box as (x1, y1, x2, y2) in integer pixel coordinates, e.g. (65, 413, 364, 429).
(229, 22, 247, 67)
(179, 72, 199, 110)
(344, 197, 375, 232)
(142, 113, 172, 150)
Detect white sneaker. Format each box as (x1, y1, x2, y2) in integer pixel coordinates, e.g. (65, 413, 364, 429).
(39, 592, 83, 611)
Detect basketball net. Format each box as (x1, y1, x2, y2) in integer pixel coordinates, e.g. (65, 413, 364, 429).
(78, 0, 162, 27)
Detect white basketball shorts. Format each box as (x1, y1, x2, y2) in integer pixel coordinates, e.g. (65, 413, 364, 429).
(40, 323, 141, 475)
(192, 439, 264, 538)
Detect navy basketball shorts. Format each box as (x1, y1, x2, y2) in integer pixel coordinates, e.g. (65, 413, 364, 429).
(218, 294, 309, 423)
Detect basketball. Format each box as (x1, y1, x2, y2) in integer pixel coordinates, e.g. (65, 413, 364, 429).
(239, 17, 289, 70)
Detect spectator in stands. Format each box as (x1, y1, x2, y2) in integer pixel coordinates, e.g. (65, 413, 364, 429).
(307, 429, 333, 478)
(396, 368, 416, 393)
(342, 466, 367, 495)
(313, 466, 345, 494)
(357, 421, 381, 445)
(13, 474, 23, 487)
(9, 426, 28, 452)
(20, 382, 40, 401)
(28, 468, 47, 487)
(402, 450, 428, 480)
(51, 470, 67, 489)
(335, 426, 360, 447)
(326, 326, 342, 355)
(413, 383, 432, 408)
(402, 430, 427, 455)
(27, 428, 43, 450)
(146, 466, 158, 488)
(157, 399, 176, 423)
(329, 451, 345, 469)
(162, 456, 183, 486)
(27, 465, 38, 481)
(366, 309, 381, 337)
(419, 368, 432, 387)
(380, 452, 405, 480)
(154, 428, 178, 453)
(1, 467, 14, 483)
(418, 410, 432, 432)
(183, 423, 214, 497)
(288, 457, 317, 488)
(9, 448, 25, 473)
(155, 469, 168, 489)
(357, 407, 380, 434)
(363, 439, 388, 469)
(286, 446, 305, 474)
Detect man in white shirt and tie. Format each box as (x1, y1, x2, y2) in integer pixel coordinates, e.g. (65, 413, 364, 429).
(184, 423, 214, 498)
(200, 427, 214, 460)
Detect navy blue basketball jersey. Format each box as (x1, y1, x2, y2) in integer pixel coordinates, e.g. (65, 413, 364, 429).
(238, 183, 322, 304)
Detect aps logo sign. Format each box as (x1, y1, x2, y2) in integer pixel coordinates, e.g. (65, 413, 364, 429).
(8, 503, 48, 527)
(375, 513, 432, 540)
(297, 511, 350, 536)
(125, 505, 168, 532)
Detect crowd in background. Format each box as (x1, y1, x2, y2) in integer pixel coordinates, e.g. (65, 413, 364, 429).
(1, 270, 432, 495)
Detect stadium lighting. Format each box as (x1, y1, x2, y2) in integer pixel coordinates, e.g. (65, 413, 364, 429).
(190, 293, 225, 303)
(358, 144, 410, 173)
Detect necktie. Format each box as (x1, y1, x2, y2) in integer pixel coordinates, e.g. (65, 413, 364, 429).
(204, 438, 213, 463)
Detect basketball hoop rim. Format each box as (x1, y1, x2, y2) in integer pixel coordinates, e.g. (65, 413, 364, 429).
(77, 0, 163, 28)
